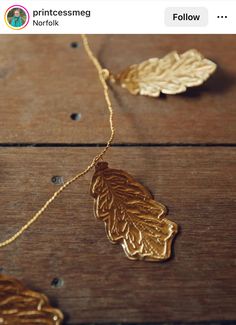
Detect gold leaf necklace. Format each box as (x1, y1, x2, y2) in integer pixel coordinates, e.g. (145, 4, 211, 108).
(3, 34, 219, 261)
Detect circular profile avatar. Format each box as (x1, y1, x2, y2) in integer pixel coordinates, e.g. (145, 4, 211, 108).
(5, 5, 29, 30)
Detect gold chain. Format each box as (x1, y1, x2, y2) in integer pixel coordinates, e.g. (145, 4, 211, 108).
(0, 34, 115, 248)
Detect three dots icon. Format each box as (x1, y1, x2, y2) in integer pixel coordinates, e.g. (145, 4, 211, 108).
(217, 15, 228, 19)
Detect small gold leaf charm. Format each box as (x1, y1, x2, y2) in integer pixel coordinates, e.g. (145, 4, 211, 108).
(113, 49, 217, 97)
(90, 162, 178, 261)
(0, 274, 63, 324)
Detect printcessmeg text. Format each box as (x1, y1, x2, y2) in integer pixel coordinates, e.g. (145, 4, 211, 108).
(33, 9, 91, 18)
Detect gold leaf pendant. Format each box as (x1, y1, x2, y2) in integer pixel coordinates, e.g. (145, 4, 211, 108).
(112, 49, 217, 97)
(90, 162, 178, 261)
(0, 275, 63, 324)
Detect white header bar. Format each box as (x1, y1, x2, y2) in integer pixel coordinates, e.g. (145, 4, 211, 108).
(0, 0, 235, 34)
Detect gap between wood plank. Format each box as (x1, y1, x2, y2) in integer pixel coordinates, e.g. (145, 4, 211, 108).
(0, 143, 235, 147)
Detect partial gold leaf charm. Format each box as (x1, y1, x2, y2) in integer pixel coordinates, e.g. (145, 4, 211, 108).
(0, 274, 63, 324)
(113, 49, 217, 97)
(90, 162, 178, 261)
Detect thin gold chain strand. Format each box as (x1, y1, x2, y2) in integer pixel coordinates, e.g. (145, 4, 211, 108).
(0, 35, 115, 248)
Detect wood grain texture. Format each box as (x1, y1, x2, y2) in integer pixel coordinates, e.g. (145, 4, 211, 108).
(0, 148, 235, 324)
(0, 35, 236, 144)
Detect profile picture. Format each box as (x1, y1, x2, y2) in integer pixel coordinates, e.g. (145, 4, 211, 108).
(5, 5, 29, 30)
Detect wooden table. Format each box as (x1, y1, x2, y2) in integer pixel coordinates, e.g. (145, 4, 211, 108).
(0, 35, 235, 324)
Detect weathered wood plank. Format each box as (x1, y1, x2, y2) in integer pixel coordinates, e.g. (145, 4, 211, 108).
(0, 147, 235, 323)
(0, 35, 235, 144)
